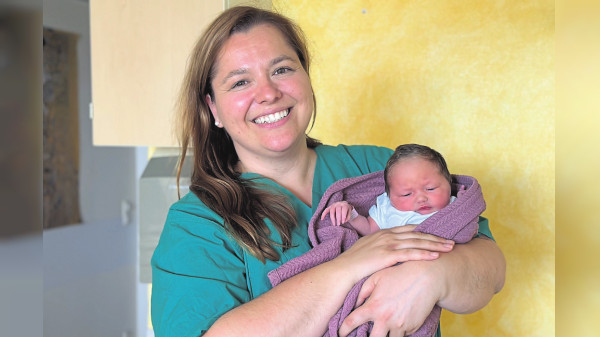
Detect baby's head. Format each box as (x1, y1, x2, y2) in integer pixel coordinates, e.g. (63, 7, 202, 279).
(384, 144, 452, 215)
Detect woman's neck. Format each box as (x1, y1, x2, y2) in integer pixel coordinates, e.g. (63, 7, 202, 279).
(236, 144, 317, 207)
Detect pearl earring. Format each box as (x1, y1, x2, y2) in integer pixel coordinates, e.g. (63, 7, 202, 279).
(215, 121, 220, 127)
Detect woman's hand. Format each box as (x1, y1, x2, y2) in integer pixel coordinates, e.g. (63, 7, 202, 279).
(338, 261, 441, 337)
(338, 237, 506, 337)
(335, 225, 455, 285)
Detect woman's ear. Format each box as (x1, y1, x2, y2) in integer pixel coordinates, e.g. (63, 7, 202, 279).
(206, 94, 221, 127)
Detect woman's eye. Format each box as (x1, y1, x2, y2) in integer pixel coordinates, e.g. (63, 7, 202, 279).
(274, 67, 293, 75)
(231, 80, 248, 89)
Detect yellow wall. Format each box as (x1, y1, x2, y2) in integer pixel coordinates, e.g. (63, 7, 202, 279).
(275, 1, 554, 336)
(556, 1, 600, 336)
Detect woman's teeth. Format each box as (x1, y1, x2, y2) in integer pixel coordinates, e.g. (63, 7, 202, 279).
(254, 109, 289, 124)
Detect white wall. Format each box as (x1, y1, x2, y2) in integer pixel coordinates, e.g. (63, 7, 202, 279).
(43, 0, 149, 336)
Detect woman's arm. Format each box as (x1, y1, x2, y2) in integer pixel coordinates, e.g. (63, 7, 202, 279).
(205, 227, 457, 337)
(205, 256, 357, 337)
(435, 236, 505, 312)
(338, 236, 506, 337)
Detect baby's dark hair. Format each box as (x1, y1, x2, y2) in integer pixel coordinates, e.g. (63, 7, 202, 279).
(383, 144, 452, 194)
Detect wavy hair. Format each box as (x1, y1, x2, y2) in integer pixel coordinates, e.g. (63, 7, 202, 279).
(176, 6, 320, 262)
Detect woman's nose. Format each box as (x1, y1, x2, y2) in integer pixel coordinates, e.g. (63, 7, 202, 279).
(255, 78, 281, 103)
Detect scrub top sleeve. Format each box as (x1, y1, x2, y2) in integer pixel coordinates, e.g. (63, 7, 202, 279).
(476, 216, 495, 240)
(151, 208, 249, 337)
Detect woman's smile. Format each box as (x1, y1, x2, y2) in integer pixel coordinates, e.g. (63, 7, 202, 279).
(253, 108, 290, 124)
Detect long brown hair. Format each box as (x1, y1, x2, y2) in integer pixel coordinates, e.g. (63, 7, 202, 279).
(176, 6, 320, 262)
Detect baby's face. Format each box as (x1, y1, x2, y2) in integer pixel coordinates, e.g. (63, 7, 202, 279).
(387, 157, 451, 215)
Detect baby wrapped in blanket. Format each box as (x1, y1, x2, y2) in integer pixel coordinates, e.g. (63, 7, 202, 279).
(268, 144, 486, 337)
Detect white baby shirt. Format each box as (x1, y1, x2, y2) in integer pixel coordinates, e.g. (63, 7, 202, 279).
(369, 193, 456, 229)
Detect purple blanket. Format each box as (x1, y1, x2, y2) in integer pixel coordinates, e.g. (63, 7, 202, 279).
(268, 171, 486, 337)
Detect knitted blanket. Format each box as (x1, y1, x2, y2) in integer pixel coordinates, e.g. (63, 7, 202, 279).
(268, 171, 486, 337)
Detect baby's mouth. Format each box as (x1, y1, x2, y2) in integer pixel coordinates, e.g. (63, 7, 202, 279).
(253, 108, 290, 124)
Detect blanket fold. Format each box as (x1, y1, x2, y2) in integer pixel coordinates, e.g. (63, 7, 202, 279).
(268, 171, 485, 337)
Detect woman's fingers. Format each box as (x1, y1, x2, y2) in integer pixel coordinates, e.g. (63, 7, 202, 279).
(356, 227, 454, 254)
(337, 227, 455, 281)
(355, 277, 374, 308)
(389, 330, 406, 337)
(387, 225, 454, 243)
(338, 306, 369, 337)
(340, 264, 437, 337)
(372, 324, 400, 337)
(339, 307, 405, 337)
(377, 227, 455, 251)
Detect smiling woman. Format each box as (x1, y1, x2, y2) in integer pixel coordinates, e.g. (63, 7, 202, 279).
(150, 6, 505, 337)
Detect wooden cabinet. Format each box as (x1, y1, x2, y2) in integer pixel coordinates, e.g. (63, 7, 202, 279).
(90, 0, 271, 146)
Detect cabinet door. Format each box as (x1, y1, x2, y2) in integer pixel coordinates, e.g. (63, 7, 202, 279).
(90, 0, 224, 146)
(90, 1, 272, 146)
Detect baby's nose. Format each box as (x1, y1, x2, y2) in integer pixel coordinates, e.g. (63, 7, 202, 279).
(416, 193, 428, 202)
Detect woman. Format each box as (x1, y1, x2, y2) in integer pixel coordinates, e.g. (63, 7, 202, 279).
(151, 6, 505, 337)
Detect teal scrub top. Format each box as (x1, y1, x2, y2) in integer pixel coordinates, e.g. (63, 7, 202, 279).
(151, 144, 494, 337)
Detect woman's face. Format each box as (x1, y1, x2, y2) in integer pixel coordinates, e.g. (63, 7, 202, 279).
(387, 157, 452, 215)
(206, 24, 314, 161)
